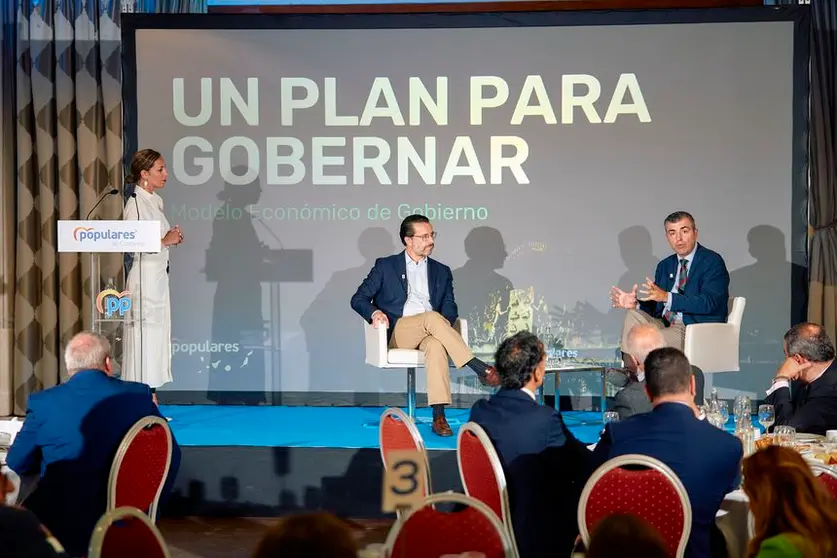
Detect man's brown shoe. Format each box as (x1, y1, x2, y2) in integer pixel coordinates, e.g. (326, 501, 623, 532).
(478, 366, 501, 388)
(432, 415, 453, 437)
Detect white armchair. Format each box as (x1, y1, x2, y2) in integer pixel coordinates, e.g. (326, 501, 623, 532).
(364, 318, 468, 422)
(683, 297, 746, 374)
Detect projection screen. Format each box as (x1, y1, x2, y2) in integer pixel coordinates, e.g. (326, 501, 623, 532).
(122, 8, 809, 405)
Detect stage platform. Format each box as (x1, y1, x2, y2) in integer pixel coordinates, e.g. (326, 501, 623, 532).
(160, 404, 606, 519)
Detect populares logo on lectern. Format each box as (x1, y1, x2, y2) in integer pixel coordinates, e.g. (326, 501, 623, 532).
(73, 226, 137, 242)
(96, 289, 132, 318)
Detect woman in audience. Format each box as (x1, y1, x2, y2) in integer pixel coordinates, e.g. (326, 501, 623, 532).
(252, 512, 358, 558)
(586, 513, 668, 558)
(743, 445, 837, 557)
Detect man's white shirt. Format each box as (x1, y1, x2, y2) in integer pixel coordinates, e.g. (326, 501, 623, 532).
(402, 251, 433, 317)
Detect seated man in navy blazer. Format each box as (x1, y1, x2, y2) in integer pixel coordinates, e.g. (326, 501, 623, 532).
(470, 331, 594, 558)
(610, 211, 730, 354)
(7, 331, 181, 557)
(764, 322, 837, 435)
(351, 214, 499, 436)
(593, 347, 742, 558)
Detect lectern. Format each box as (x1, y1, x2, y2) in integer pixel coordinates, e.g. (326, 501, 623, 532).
(57, 220, 161, 372)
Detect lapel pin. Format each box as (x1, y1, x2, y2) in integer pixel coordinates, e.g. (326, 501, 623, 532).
(669, 273, 674, 279)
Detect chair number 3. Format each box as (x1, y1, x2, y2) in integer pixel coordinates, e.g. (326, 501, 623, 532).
(391, 459, 419, 495)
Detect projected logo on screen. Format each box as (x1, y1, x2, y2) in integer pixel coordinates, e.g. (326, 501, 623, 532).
(96, 289, 132, 318)
(74, 227, 137, 242)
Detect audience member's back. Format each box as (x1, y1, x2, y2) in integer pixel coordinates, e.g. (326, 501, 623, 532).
(469, 331, 593, 558)
(6, 332, 179, 557)
(587, 513, 668, 558)
(252, 512, 357, 558)
(0, 473, 68, 557)
(592, 348, 742, 558)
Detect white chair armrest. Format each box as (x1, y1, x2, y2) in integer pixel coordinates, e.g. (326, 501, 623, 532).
(364, 320, 389, 367)
(683, 323, 740, 373)
(364, 316, 469, 368)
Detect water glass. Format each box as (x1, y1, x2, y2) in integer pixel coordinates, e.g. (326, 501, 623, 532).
(603, 411, 620, 424)
(774, 425, 796, 447)
(758, 404, 775, 433)
(716, 401, 730, 426)
(707, 412, 726, 430)
(733, 396, 751, 424)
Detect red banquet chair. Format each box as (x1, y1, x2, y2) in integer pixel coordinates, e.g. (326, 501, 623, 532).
(577, 454, 692, 558)
(379, 407, 432, 508)
(107, 415, 174, 520)
(812, 464, 837, 499)
(88, 506, 170, 558)
(384, 492, 515, 558)
(456, 422, 519, 557)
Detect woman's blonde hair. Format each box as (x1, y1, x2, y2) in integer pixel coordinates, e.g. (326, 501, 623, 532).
(743, 445, 837, 557)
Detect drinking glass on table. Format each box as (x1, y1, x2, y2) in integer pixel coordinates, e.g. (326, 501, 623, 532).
(603, 411, 620, 425)
(716, 400, 730, 426)
(758, 404, 775, 433)
(733, 396, 751, 424)
(774, 425, 796, 447)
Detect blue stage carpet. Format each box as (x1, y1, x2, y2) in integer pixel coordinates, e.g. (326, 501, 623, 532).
(160, 405, 609, 450)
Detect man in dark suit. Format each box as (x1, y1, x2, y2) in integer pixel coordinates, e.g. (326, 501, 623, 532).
(7, 332, 181, 557)
(470, 331, 594, 558)
(593, 347, 742, 558)
(764, 322, 837, 435)
(610, 211, 730, 354)
(609, 323, 664, 420)
(351, 215, 499, 436)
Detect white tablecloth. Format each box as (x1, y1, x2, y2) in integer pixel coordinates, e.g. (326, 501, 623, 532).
(1, 450, 19, 504)
(716, 490, 751, 558)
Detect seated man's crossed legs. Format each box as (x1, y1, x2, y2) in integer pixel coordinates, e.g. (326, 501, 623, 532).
(391, 311, 498, 436)
(620, 309, 686, 353)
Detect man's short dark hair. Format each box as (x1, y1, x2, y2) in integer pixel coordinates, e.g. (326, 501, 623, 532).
(664, 211, 696, 229)
(644, 347, 692, 399)
(494, 331, 545, 390)
(399, 214, 430, 246)
(784, 323, 836, 362)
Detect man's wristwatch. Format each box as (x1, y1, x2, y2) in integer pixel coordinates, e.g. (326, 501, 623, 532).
(773, 375, 791, 384)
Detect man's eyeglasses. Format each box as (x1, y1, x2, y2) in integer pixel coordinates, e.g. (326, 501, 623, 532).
(411, 232, 437, 241)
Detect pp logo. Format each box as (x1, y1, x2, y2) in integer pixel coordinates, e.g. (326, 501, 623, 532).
(96, 289, 132, 318)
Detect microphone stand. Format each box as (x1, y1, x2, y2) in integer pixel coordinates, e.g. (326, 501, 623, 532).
(86, 188, 119, 220)
(86, 188, 119, 329)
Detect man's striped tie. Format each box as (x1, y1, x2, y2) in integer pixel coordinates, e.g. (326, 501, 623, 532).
(663, 258, 688, 324)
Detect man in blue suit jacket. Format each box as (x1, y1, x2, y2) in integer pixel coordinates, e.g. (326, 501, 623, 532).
(610, 211, 730, 353)
(7, 331, 181, 557)
(470, 331, 595, 558)
(593, 347, 742, 558)
(351, 215, 499, 436)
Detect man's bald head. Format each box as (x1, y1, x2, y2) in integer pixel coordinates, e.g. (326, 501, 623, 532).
(626, 324, 667, 371)
(64, 331, 112, 376)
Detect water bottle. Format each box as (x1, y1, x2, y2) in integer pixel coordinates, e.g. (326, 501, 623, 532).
(735, 416, 754, 456)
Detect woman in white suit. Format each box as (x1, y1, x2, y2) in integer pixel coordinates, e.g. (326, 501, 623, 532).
(122, 149, 184, 401)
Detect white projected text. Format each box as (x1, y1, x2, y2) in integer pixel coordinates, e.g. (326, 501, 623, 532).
(170, 74, 651, 186)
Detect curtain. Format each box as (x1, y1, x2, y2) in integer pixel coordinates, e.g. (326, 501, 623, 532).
(0, 0, 206, 417)
(1, 1, 15, 416)
(131, 0, 208, 12)
(807, 0, 837, 343)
